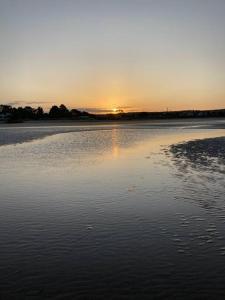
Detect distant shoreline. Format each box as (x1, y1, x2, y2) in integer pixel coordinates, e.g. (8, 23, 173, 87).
(1, 103, 225, 124)
(1, 117, 225, 129)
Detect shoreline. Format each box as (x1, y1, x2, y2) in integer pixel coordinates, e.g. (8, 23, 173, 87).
(0, 118, 224, 148)
(0, 117, 225, 129)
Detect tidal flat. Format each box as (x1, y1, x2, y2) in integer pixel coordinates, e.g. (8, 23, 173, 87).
(0, 119, 225, 299)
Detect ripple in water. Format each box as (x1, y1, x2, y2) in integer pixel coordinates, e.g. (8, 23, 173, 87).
(0, 126, 225, 299)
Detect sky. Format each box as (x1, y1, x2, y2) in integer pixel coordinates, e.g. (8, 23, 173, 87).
(0, 0, 225, 113)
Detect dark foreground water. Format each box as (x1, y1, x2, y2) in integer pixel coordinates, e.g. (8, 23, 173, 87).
(0, 121, 225, 299)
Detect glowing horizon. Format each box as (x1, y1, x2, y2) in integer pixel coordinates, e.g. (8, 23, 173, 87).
(0, 0, 225, 112)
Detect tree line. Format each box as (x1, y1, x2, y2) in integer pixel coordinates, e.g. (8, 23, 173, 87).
(0, 103, 225, 122)
(0, 104, 92, 122)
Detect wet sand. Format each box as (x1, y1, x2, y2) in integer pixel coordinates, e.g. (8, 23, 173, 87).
(170, 136, 225, 174)
(0, 122, 225, 299)
(0, 118, 225, 147)
(0, 117, 225, 128)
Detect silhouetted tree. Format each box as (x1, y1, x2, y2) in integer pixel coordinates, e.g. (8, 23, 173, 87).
(1, 103, 225, 123)
(0, 105, 12, 114)
(49, 105, 60, 118)
(36, 107, 44, 119)
(49, 104, 71, 118)
(59, 104, 70, 117)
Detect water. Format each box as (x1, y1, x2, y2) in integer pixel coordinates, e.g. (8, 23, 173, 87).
(0, 122, 225, 299)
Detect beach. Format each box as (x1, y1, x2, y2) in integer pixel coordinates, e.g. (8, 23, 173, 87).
(0, 118, 225, 299)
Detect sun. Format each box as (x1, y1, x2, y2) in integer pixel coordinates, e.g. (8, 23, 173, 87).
(111, 107, 124, 114)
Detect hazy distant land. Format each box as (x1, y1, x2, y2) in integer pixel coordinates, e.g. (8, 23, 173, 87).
(1, 104, 225, 124)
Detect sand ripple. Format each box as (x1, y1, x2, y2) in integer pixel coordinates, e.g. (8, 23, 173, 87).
(170, 136, 225, 174)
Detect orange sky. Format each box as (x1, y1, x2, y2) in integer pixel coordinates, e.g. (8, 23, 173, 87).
(0, 0, 225, 113)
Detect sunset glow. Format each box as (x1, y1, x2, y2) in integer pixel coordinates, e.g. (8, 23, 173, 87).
(1, 1, 225, 298)
(0, 0, 225, 112)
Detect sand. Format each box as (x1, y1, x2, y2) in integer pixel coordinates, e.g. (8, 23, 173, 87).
(170, 136, 225, 174)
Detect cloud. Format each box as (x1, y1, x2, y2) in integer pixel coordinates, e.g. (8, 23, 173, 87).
(77, 106, 133, 114)
(5, 101, 52, 106)
(116, 106, 132, 110)
(77, 108, 113, 113)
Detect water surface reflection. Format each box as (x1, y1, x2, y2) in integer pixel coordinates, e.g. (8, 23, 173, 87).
(0, 126, 225, 299)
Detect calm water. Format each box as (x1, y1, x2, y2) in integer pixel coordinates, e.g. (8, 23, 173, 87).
(0, 122, 225, 299)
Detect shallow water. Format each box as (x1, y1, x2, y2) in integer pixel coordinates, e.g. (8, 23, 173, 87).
(0, 123, 225, 299)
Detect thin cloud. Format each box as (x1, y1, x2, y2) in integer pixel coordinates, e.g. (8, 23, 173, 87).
(77, 108, 113, 114)
(5, 101, 52, 106)
(116, 106, 132, 110)
(77, 106, 133, 113)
